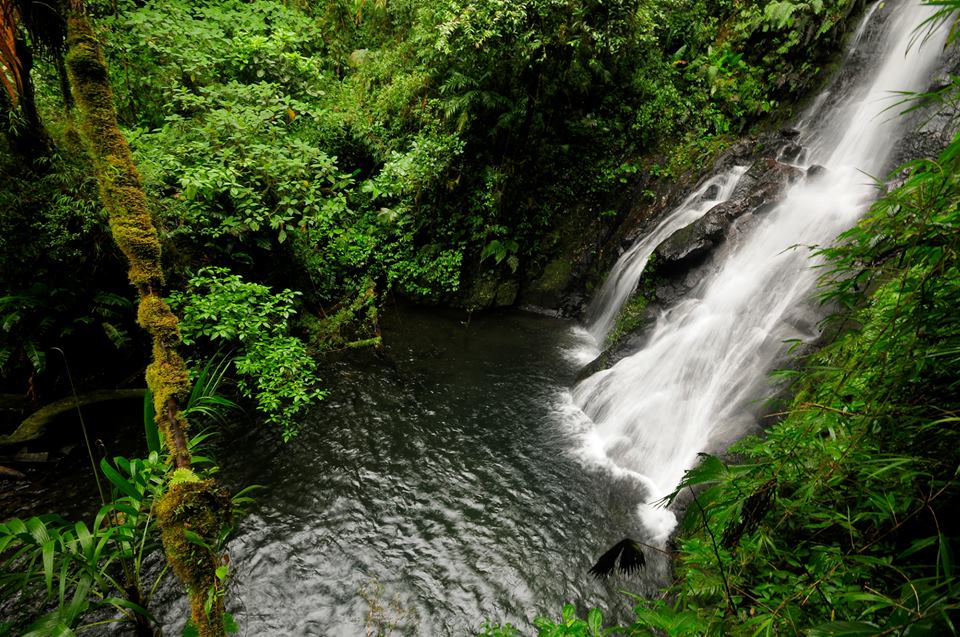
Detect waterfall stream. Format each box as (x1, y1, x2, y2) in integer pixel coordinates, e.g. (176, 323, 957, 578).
(583, 165, 748, 344)
(565, 0, 949, 542)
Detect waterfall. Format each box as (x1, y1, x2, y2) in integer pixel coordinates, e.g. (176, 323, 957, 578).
(565, 0, 949, 542)
(583, 165, 748, 345)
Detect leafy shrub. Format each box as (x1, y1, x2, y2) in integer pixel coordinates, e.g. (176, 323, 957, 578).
(169, 267, 326, 440)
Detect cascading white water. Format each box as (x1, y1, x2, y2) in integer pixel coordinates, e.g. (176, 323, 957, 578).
(566, 0, 949, 542)
(583, 165, 748, 346)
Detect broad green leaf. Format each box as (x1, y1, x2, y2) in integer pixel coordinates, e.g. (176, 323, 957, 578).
(41, 540, 55, 596)
(587, 608, 602, 636)
(99, 460, 139, 500)
(102, 597, 158, 624)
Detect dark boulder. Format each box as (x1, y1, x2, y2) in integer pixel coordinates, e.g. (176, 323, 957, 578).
(656, 158, 803, 272)
(734, 158, 805, 214)
(778, 142, 805, 163)
(656, 201, 744, 268)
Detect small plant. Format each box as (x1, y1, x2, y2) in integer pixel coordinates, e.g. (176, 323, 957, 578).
(476, 621, 522, 636)
(605, 294, 649, 348)
(533, 605, 613, 637)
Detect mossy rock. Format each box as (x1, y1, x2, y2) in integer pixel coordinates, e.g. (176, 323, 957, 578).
(494, 279, 519, 307)
(461, 272, 519, 310)
(606, 293, 650, 349)
(521, 257, 573, 309)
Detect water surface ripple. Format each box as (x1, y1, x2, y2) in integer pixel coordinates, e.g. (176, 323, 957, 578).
(161, 308, 669, 636)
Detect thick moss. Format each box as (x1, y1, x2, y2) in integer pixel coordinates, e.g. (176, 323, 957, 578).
(145, 344, 191, 464)
(532, 257, 573, 297)
(65, 18, 164, 291)
(155, 479, 232, 637)
(66, 15, 191, 459)
(461, 272, 519, 310)
(66, 15, 229, 637)
(606, 293, 650, 348)
(138, 295, 181, 346)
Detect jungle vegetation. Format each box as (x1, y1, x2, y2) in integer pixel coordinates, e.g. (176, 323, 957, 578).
(1, 0, 957, 635)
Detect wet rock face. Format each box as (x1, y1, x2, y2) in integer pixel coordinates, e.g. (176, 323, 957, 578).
(656, 201, 738, 266)
(890, 128, 953, 169)
(655, 158, 804, 273)
(579, 151, 815, 375)
(778, 142, 805, 163)
(733, 158, 805, 212)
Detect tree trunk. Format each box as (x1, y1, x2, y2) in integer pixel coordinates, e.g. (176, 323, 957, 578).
(1, 32, 54, 162)
(64, 15, 229, 637)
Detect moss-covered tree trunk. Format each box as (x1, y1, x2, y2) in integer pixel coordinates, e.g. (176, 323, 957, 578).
(64, 15, 229, 637)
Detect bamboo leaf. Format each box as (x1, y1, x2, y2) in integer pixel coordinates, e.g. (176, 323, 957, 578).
(42, 539, 55, 596)
(807, 621, 880, 636)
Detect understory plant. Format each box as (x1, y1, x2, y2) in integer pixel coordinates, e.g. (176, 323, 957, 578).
(168, 266, 326, 441)
(0, 445, 239, 637)
(0, 453, 167, 637)
(0, 356, 251, 637)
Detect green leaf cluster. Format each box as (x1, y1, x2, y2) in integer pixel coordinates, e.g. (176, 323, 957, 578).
(168, 267, 326, 440)
(86, 0, 857, 313)
(0, 453, 167, 635)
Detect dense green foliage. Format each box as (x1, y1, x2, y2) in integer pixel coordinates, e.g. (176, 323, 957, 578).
(0, 146, 130, 382)
(168, 267, 326, 440)
(1, 0, 864, 442)
(2, 0, 861, 402)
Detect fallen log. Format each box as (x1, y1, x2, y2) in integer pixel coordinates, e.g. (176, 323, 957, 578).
(0, 389, 146, 445)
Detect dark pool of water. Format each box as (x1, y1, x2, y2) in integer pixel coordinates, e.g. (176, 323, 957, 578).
(187, 306, 669, 636)
(4, 306, 670, 636)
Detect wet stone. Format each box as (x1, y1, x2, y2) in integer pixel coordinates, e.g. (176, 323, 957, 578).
(779, 142, 805, 163)
(701, 183, 721, 201)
